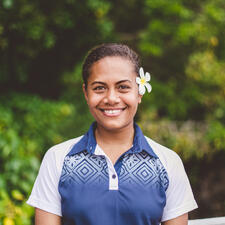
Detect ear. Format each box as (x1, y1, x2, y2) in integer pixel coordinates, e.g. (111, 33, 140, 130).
(138, 94, 142, 104)
(82, 83, 88, 103)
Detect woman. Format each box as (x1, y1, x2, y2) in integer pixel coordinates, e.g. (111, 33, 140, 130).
(27, 43, 198, 225)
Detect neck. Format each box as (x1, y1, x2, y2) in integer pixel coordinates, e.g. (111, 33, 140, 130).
(95, 122, 135, 148)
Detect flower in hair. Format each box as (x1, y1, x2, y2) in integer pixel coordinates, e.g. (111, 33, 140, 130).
(136, 67, 152, 95)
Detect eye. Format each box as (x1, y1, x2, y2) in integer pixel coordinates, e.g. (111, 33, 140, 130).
(93, 86, 105, 91)
(118, 85, 130, 91)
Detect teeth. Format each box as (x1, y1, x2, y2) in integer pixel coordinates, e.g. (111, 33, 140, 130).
(104, 110, 121, 114)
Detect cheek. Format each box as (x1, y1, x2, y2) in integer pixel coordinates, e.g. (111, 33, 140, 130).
(123, 93, 140, 107)
(86, 94, 102, 107)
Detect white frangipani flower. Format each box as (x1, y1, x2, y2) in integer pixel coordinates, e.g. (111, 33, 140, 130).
(136, 67, 152, 95)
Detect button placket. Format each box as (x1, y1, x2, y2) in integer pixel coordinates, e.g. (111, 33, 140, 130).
(94, 145, 119, 190)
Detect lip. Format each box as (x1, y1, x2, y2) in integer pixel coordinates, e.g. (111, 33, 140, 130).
(98, 107, 127, 117)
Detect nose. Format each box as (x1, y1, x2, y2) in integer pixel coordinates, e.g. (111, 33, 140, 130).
(104, 89, 120, 105)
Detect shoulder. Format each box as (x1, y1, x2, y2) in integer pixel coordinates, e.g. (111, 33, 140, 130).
(145, 137, 181, 164)
(144, 137, 198, 220)
(26, 135, 84, 215)
(42, 136, 83, 173)
(144, 136, 185, 177)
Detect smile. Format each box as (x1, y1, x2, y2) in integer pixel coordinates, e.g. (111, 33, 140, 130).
(99, 107, 127, 116)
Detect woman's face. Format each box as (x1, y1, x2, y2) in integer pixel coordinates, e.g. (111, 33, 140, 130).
(83, 56, 142, 132)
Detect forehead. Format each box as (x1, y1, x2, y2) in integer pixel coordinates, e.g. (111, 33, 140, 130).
(88, 56, 136, 82)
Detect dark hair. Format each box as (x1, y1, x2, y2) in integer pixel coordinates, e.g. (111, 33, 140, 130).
(82, 43, 140, 88)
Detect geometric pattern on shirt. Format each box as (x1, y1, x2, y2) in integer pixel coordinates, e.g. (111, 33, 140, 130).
(60, 150, 169, 190)
(120, 151, 169, 190)
(60, 150, 108, 185)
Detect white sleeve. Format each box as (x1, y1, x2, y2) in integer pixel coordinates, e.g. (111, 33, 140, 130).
(161, 153, 198, 222)
(26, 148, 62, 216)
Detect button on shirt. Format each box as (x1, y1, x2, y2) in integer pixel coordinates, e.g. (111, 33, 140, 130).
(27, 123, 198, 225)
(59, 123, 169, 225)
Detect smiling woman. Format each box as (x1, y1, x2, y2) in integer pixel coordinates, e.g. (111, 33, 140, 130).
(27, 43, 198, 225)
(83, 56, 141, 134)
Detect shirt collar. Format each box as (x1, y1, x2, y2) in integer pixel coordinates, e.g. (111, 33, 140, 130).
(68, 122, 158, 158)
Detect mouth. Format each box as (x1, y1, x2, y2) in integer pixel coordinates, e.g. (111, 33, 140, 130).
(99, 107, 127, 116)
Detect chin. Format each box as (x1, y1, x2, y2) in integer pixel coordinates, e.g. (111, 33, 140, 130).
(97, 120, 133, 132)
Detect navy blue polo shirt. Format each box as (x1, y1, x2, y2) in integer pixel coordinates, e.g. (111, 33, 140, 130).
(58, 123, 169, 225)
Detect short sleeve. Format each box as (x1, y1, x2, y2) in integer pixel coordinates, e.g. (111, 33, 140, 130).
(161, 154, 198, 222)
(26, 148, 62, 216)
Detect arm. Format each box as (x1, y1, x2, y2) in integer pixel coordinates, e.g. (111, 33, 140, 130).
(35, 208, 62, 225)
(27, 148, 64, 222)
(162, 213, 188, 225)
(160, 150, 197, 222)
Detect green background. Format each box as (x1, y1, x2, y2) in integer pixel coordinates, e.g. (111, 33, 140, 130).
(0, 0, 224, 224)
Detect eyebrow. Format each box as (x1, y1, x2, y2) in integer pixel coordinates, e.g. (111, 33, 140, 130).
(91, 80, 132, 86)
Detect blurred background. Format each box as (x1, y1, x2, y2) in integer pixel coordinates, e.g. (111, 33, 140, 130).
(0, 0, 224, 224)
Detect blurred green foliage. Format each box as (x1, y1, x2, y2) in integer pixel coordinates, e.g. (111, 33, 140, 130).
(0, 93, 75, 224)
(0, 0, 225, 223)
(137, 0, 225, 160)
